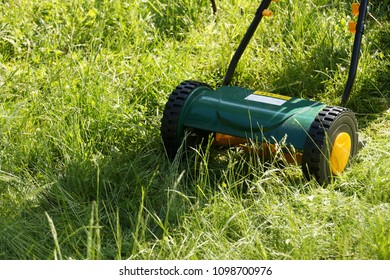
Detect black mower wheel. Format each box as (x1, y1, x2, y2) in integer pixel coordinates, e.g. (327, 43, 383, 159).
(302, 106, 358, 185)
(161, 80, 212, 159)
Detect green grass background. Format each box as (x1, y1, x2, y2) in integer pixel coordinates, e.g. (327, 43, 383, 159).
(0, 0, 389, 259)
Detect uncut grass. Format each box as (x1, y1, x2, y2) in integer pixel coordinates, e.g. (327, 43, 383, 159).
(1, 0, 389, 259)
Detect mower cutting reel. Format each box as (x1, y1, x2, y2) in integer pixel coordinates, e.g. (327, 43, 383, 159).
(161, 0, 368, 184)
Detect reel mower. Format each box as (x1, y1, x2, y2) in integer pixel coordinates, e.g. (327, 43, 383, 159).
(161, 0, 368, 184)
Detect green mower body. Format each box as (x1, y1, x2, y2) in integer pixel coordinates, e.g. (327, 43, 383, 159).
(179, 85, 326, 151)
(161, 81, 359, 184)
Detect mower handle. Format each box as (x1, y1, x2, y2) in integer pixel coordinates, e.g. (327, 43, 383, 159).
(221, 0, 369, 107)
(222, 0, 273, 86)
(341, 0, 369, 106)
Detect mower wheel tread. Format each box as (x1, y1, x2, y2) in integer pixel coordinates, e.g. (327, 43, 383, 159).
(161, 80, 211, 159)
(302, 106, 358, 184)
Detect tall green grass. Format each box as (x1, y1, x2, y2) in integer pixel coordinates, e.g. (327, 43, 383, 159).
(0, 0, 389, 259)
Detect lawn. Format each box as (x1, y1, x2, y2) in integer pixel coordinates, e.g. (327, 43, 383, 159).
(0, 0, 389, 259)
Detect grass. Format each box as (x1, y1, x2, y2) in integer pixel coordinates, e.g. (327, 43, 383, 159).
(0, 0, 389, 260)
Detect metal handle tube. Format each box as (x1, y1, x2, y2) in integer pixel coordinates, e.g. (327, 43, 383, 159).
(341, 0, 369, 106)
(222, 0, 273, 86)
(210, 0, 217, 14)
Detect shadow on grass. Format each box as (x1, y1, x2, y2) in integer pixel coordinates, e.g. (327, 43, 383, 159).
(143, 0, 212, 40)
(348, 25, 390, 116)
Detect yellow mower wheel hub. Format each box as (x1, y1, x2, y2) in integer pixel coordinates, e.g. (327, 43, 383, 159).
(330, 132, 352, 175)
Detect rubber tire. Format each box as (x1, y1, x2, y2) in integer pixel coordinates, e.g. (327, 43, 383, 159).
(302, 106, 358, 185)
(161, 80, 212, 159)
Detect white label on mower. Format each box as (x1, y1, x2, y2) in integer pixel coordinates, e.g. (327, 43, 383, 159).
(245, 93, 287, 106)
